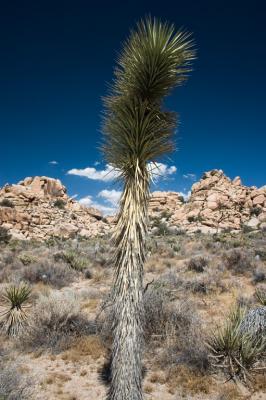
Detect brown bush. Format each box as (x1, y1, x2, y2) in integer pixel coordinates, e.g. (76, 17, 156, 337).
(223, 249, 253, 274)
(20, 291, 96, 352)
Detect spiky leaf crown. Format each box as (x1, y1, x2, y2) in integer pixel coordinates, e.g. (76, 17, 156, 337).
(102, 17, 195, 178)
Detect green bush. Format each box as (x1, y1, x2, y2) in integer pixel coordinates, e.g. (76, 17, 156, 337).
(0, 198, 14, 208)
(250, 206, 262, 217)
(0, 227, 11, 243)
(53, 199, 66, 209)
(18, 253, 37, 266)
(54, 250, 88, 271)
(152, 218, 172, 236)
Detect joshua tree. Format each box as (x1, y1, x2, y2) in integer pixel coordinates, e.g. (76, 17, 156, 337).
(102, 17, 195, 400)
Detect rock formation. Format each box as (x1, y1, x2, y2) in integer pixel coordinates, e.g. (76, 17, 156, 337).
(150, 170, 266, 234)
(0, 170, 265, 240)
(0, 176, 110, 240)
(179, 170, 266, 233)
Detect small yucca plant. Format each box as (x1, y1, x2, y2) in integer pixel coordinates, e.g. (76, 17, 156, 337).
(0, 284, 32, 336)
(208, 306, 266, 383)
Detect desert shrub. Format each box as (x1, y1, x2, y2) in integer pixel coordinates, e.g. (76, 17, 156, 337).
(205, 239, 222, 253)
(21, 291, 95, 351)
(143, 285, 173, 338)
(18, 254, 37, 266)
(208, 305, 266, 382)
(97, 283, 210, 373)
(160, 210, 173, 219)
(152, 219, 172, 236)
(186, 256, 209, 273)
(250, 206, 262, 216)
(185, 267, 227, 295)
(54, 250, 88, 271)
(84, 269, 93, 279)
(143, 285, 209, 372)
(187, 215, 202, 223)
(0, 284, 32, 336)
(21, 260, 76, 288)
(187, 215, 195, 223)
(0, 227, 11, 244)
(0, 198, 14, 208)
(53, 199, 66, 209)
(222, 249, 253, 274)
(242, 225, 255, 233)
(0, 360, 32, 399)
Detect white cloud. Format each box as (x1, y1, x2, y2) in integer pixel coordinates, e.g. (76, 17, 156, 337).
(67, 162, 176, 182)
(183, 173, 196, 181)
(148, 163, 177, 180)
(79, 190, 122, 216)
(67, 164, 119, 182)
(49, 160, 58, 165)
(179, 190, 191, 201)
(98, 189, 122, 206)
(78, 195, 93, 207)
(79, 195, 116, 215)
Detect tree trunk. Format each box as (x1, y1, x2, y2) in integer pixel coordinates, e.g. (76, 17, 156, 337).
(107, 167, 149, 400)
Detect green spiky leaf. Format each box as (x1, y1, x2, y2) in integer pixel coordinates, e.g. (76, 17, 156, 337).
(0, 284, 32, 336)
(102, 17, 195, 177)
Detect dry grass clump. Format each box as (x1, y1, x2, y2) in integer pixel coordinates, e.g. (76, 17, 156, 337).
(215, 383, 242, 400)
(0, 360, 33, 399)
(165, 365, 213, 395)
(222, 249, 253, 274)
(20, 291, 95, 352)
(21, 260, 76, 288)
(63, 335, 105, 362)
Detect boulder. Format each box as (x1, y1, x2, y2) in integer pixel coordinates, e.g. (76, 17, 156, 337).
(1, 170, 265, 240)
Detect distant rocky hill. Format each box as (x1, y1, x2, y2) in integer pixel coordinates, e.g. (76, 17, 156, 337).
(149, 170, 266, 234)
(0, 170, 265, 240)
(0, 176, 110, 240)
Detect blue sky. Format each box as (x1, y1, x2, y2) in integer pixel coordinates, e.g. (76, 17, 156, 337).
(0, 0, 265, 213)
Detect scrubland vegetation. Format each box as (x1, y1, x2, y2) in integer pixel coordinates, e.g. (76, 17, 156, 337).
(0, 226, 265, 399)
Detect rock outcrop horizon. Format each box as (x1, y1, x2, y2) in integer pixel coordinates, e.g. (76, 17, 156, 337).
(0, 170, 265, 240)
